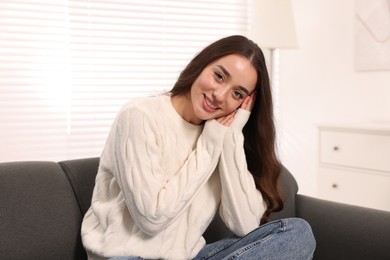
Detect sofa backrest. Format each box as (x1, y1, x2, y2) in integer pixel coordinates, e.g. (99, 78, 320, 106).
(58, 157, 100, 216)
(270, 165, 299, 221)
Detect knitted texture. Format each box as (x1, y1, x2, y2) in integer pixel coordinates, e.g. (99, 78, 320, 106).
(81, 95, 265, 260)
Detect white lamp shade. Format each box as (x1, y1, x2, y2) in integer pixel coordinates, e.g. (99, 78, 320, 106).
(249, 0, 298, 49)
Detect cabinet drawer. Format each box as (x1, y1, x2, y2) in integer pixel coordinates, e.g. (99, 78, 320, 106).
(318, 168, 390, 211)
(320, 130, 390, 173)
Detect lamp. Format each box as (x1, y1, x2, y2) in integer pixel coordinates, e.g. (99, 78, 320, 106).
(248, 0, 298, 113)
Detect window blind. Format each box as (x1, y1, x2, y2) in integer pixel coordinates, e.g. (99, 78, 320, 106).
(0, 0, 251, 162)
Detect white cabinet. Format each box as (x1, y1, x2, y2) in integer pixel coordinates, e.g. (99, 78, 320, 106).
(318, 125, 390, 211)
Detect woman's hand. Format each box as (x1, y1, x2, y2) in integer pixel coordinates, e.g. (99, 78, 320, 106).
(216, 110, 236, 127)
(240, 91, 256, 111)
(216, 92, 256, 127)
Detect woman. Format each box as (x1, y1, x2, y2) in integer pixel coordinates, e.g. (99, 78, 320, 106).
(82, 35, 315, 260)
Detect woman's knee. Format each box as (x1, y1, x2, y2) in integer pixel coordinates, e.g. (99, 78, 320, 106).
(230, 218, 315, 259)
(284, 218, 316, 256)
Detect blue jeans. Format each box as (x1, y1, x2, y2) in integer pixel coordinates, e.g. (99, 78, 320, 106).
(111, 218, 316, 260)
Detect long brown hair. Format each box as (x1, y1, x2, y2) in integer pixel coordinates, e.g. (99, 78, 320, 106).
(170, 35, 283, 223)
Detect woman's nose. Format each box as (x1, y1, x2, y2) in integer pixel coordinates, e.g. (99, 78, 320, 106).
(212, 86, 228, 102)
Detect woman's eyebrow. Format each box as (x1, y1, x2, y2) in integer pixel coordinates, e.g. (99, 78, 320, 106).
(216, 64, 250, 96)
(238, 86, 250, 96)
(216, 65, 231, 78)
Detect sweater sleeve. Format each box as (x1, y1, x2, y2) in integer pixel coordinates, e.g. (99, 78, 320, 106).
(218, 109, 266, 236)
(108, 107, 228, 236)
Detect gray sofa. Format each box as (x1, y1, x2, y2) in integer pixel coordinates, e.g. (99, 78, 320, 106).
(1, 157, 389, 260)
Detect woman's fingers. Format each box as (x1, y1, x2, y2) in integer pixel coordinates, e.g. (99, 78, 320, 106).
(216, 91, 256, 127)
(241, 91, 256, 111)
(216, 111, 236, 127)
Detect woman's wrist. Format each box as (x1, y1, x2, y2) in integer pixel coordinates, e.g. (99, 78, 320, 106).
(230, 109, 250, 130)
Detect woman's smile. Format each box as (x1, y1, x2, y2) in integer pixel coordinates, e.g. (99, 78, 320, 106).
(203, 94, 220, 112)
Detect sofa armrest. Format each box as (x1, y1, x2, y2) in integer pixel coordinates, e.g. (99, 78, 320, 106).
(0, 161, 85, 259)
(296, 194, 390, 260)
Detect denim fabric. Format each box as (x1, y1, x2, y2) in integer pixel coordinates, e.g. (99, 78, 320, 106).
(194, 218, 315, 260)
(110, 218, 315, 260)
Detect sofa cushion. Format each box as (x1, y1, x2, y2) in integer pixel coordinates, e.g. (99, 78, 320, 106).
(0, 161, 85, 260)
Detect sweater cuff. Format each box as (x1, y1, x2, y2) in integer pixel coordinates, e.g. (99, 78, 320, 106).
(203, 119, 229, 146)
(231, 109, 251, 130)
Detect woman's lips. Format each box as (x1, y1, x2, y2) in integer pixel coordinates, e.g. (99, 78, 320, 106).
(203, 95, 219, 112)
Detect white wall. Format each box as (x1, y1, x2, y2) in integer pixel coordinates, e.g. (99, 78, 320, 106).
(277, 0, 390, 196)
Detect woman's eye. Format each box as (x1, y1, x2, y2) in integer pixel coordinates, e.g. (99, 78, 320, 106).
(214, 72, 223, 81)
(233, 90, 243, 99)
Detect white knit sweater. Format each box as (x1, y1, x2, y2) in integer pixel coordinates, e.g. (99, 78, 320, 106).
(81, 94, 265, 260)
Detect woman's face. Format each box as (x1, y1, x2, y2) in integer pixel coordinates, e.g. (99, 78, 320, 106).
(189, 54, 257, 124)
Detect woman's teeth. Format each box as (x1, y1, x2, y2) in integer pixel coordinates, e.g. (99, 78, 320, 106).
(205, 98, 218, 110)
